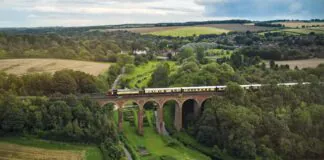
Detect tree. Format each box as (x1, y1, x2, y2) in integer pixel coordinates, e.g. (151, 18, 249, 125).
(196, 46, 205, 64)
(117, 54, 134, 66)
(150, 63, 170, 87)
(269, 60, 276, 69)
(52, 70, 77, 94)
(178, 47, 194, 62)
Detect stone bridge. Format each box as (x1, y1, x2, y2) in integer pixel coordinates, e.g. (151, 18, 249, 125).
(94, 92, 222, 135)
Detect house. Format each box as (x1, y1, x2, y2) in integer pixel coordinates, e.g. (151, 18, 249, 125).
(133, 50, 147, 55)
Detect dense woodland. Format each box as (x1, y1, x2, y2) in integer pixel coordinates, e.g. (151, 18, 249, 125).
(0, 92, 123, 159)
(0, 24, 324, 160)
(194, 83, 324, 159)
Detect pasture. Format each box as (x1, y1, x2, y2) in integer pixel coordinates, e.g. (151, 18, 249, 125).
(0, 58, 111, 76)
(260, 27, 324, 35)
(102, 24, 273, 34)
(273, 22, 324, 28)
(200, 23, 273, 32)
(101, 26, 181, 33)
(0, 137, 102, 160)
(273, 59, 324, 69)
(149, 27, 230, 37)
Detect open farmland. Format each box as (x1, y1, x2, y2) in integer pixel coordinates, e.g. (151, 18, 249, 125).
(260, 27, 324, 35)
(0, 59, 111, 76)
(283, 28, 324, 35)
(0, 137, 102, 160)
(200, 23, 273, 32)
(102, 24, 273, 34)
(273, 22, 324, 28)
(101, 26, 182, 33)
(0, 142, 83, 160)
(273, 59, 324, 69)
(149, 27, 230, 37)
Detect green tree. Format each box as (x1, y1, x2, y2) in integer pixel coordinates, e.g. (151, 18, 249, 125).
(178, 47, 194, 62)
(151, 63, 170, 87)
(52, 70, 77, 94)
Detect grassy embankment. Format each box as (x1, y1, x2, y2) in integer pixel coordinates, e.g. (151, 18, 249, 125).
(0, 137, 102, 160)
(115, 107, 211, 160)
(122, 61, 177, 89)
(149, 27, 230, 37)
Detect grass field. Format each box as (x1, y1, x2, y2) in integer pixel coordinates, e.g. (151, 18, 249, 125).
(149, 27, 230, 37)
(0, 58, 111, 76)
(260, 27, 324, 35)
(121, 109, 211, 160)
(123, 61, 176, 89)
(102, 26, 182, 33)
(273, 22, 324, 28)
(283, 28, 324, 35)
(272, 58, 324, 69)
(103, 24, 273, 34)
(200, 23, 273, 32)
(0, 137, 102, 160)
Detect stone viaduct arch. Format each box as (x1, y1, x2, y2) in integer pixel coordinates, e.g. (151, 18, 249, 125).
(96, 92, 220, 135)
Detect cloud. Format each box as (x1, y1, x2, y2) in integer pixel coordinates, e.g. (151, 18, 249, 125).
(1, 0, 323, 27)
(195, 0, 324, 20)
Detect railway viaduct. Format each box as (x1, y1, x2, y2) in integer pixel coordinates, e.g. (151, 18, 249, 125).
(93, 92, 222, 135)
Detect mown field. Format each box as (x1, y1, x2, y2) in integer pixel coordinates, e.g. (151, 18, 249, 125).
(0, 58, 111, 76)
(260, 27, 324, 35)
(0, 137, 102, 160)
(103, 24, 273, 34)
(273, 58, 324, 69)
(273, 22, 324, 28)
(200, 23, 273, 32)
(149, 27, 230, 37)
(101, 26, 182, 33)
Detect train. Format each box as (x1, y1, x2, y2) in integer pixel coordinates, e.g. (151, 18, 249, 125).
(107, 82, 311, 96)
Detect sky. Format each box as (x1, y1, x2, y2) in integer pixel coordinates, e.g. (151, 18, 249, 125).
(0, 0, 323, 27)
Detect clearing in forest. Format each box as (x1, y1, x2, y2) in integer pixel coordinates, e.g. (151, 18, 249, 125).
(149, 27, 230, 37)
(0, 58, 111, 76)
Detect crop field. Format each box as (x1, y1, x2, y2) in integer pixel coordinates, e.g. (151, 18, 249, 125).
(0, 137, 102, 160)
(101, 26, 182, 33)
(0, 58, 111, 76)
(283, 28, 324, 35)
(200, 23, 273, 32)
(103, 24, 273, 34)
(273, 22, 324, 28)
(260, 27, 324, 35)
(271, 59, 324, 69)
(149, 26, 230, 37)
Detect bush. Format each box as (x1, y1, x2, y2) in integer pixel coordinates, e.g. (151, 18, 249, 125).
(161, 136, 179, 147)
